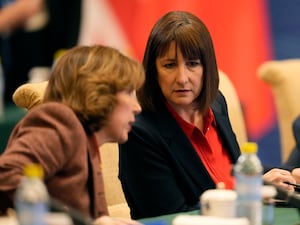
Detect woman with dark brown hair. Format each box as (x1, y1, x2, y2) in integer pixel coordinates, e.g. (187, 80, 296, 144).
(119, 11, 298, 219)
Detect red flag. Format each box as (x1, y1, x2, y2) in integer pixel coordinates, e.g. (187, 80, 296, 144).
(103, 0, 275, 139)
(195, 0, 275, 139)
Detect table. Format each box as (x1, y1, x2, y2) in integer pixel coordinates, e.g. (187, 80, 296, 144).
(0, 212, 74, 225)
(140, 207, 300, 225)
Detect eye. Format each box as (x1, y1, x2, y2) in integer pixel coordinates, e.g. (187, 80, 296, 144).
(186, 60, 201, 67)
(126, 89, 136, 97)
(163, 62, 176, 68)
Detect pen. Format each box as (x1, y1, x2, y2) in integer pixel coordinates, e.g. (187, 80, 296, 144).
(283, 181, 300, 192)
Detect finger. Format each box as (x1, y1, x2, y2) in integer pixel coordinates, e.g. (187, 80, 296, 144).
(272, 168, 291, 176)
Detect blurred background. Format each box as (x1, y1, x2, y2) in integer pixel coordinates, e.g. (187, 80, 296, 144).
(1, 0, 300, 166)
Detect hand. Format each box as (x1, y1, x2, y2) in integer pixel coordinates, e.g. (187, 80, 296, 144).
(0, 0, 45, 33)
(291, 168, 300, 184)
(263, 168, 296, 191)
(93, 216, 142, 225)
(19, 0, 44, 17)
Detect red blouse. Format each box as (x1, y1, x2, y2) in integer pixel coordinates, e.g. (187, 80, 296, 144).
(166, 104, 234, 189)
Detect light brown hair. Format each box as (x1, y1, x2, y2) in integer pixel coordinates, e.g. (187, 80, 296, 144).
(44, 45, 145, 133)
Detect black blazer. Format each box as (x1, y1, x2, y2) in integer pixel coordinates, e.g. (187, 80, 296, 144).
(119, 91, 241, 219)
(284, 115, 300, 167)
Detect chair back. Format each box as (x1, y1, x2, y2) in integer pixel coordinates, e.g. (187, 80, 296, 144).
(219, 70, 248, 146)
(258, 59, 300, 162)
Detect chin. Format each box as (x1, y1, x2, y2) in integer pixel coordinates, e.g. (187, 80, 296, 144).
(118, 135, 128, 144)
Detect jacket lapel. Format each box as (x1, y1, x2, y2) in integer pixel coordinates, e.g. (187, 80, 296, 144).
(154, 93, 240, 189)
(211, 97, 241, 163)
(156, 106, 216, 189)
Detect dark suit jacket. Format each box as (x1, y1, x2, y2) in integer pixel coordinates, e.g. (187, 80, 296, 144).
(0, 102, 108, 218)
(119, 92, 241, 219)
(284, 115, 300, 168)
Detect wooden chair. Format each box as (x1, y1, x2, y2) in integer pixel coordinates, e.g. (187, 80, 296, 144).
(218, 70, 248, 146)
(258, 59, 300, 162)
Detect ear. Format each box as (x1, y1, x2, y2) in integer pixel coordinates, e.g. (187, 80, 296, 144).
(12, 81, 48, 110)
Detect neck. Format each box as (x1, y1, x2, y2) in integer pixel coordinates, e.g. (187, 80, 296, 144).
(168, 103, 204, 131)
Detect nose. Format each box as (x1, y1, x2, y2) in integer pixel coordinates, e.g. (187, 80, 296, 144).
(133, 99, 142, 114)
(176, 64, 189, 84)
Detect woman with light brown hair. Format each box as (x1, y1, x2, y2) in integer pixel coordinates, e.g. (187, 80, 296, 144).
(0, 45, 144, 225)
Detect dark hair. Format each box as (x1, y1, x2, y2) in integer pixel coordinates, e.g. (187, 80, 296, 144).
(139, 11, 219, 113)
(44, 45, 145, 134)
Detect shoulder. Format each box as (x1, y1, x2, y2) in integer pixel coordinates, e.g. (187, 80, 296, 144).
(211, 91, 228, 113)
(31, 102, 76, 117)
(134, 108, 173, 130)
(29, 102, 80, 123)
(21, 102, 86, 136)
(7, 102, 87, 156)
(132, 107, 181, 143)
(134, 110, 159, 128)
(130, 110, 168, 140)
(215, 91, 227, 105)
(293, 115, 300, 132)
(293, 115, 300, 148)
(3, 102, 88, 182)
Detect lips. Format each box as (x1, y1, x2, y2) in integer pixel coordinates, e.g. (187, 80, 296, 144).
(174, 89, 191, 94)
(128, 121, 134, 131)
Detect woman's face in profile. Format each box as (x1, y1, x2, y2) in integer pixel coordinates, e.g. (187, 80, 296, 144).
(155, 41, 204, 111)
(98, 90, 141, 143)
